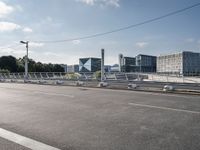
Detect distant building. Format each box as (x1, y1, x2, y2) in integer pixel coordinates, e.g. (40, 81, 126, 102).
(104, 65, 112, 72)
(135, 54, 156, 72)
(67, 65, 79, 73)
(110, 64, 119, 72)
(118, 54, 136, 72)
(157, 51, 200, 76)
(79, 57, 101, 72)
(122, 57, 136, 72)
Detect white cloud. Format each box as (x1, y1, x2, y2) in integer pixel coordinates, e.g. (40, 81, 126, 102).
(105, 0, 120, 7)
(0, 21, 21, 32)
(72, 40, 81, 45)
(135, 42, 148, 48)
(76, 0, 120, 7)
(23, 27, 33, 33)
(0, 22, 34, 33)
(0, 1, 14, 18)
(43, 52, 61, 57)
(29, 42, 44, 47)
(77, 0, 94, 5)
(185, 38, 195, 43)
(0, 45, 33, 56)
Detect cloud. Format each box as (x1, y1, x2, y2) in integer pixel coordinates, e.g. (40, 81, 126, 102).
(72, 40, 81, 45)
(105, 0, 120, 7)
(76, 0, 120, 8)
(185, 38, 195, 43)
(23, 27, 33, 33)
(0, 1, 14, 18)
(0, 21, 34, 33)
(29, 42, 44, 47)
(78, 0, 94, 5)
(0, 45, 33, 56)
(0, 21, 21, 32)
(43, 52, 61, 57)
(135, 42, 148, 48)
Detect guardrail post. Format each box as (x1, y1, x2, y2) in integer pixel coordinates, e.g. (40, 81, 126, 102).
(114, 73, 117, 80)
(125, 73, 128, 81)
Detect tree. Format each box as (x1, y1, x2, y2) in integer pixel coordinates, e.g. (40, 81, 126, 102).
(0, 55, 65, 73)
(52, 64, 64, 72)
(0, 56, 18, 72)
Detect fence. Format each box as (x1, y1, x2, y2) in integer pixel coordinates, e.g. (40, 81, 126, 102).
(0, 72, 199, 83)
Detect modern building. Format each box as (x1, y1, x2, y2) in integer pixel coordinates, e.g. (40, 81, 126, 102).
(157, 51, 200, 76)
(110, 64, 119, 72)
(118, 54, 136, 72)
(79, 57, 101, 72)
(67, 65, 79, 73)
(104, 65, 112, 72)
(135, 54, 157, 72)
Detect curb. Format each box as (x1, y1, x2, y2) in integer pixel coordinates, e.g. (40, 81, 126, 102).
(1, 80, 200, 96)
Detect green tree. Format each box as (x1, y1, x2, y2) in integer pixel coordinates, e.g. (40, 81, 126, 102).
(0, 56, 18, 72)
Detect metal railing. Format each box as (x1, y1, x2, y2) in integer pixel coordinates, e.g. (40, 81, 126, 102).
(0, 72, 199, 83)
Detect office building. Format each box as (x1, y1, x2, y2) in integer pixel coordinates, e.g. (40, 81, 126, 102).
(79, 57, 101, 72)
(67, 65, 79, 73)
(135, 54, 157, 72)
(157, 51, 200, 76)
(118, 54, 136, 72)
(110, 64, 120, 72)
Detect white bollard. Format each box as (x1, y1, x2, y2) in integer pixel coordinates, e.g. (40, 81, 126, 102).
(128, 83, 139, 89)
(163, 85, 175, 92)
(98, 82, 108, 87)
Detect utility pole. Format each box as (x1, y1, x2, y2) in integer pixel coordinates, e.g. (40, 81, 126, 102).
(101, 49, 105, 82)
(20, 41, 29, 80)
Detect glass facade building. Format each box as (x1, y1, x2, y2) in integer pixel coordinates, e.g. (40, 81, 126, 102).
(122, 57, 136, 72)
(67, 65, 79, 73)
(119, 54, 136, 72)
(135, 54, 157, 72)
(79, 58, 101, 72)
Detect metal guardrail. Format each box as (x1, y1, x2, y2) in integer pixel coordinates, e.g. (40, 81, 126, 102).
(0, 72, 199, 83)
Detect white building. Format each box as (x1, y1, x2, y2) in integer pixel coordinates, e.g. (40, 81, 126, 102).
(157, 51, 200, 76)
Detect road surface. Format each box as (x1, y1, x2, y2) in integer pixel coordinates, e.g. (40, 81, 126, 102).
(0, 83, 199, 150)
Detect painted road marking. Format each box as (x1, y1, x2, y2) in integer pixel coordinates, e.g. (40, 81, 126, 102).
(129, 103, 200, 114)
(0, 128, 60, 150)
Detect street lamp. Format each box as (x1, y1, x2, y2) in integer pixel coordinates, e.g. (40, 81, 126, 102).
(20, 41, 29, 79)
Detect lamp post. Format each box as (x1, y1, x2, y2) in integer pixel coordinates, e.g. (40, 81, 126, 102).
(101, 49, 105, 82)
(20, 41, 29, 79)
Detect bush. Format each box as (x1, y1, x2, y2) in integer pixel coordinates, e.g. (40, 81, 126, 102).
(94, 71, 101, 79)
(0, 69, 10, 74)
(66, 73, 81, 80)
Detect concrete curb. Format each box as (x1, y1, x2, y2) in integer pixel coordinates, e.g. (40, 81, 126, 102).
(1, 80, 200, 96)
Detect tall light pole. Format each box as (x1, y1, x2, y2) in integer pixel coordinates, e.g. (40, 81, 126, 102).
(20, 41, 29, 79)
(101, 49, 105, 82)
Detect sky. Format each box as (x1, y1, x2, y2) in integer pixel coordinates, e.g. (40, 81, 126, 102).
(0, 0, 200, 65)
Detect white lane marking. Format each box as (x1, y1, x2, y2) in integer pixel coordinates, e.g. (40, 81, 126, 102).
(90, 87, 197, 99)
(128, 103, 200, 114)
(0, 128, 60, 150)
(34, 91, 74, 98)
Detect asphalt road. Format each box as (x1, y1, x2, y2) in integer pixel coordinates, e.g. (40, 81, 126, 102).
(0, 83, 200, 150)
